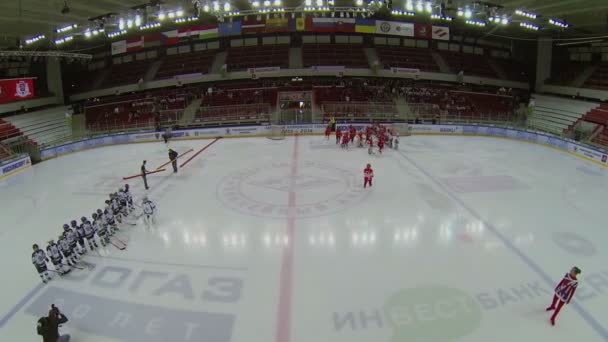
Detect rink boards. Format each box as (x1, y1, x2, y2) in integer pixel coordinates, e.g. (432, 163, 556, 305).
(38, 123, 608, 167)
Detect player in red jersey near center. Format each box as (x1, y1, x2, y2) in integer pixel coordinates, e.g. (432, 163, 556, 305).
(324, 125, 331, 140)
(363, 163, 374, 188)
(336, 127, 342, 145)
(341, 132, 350, 149)
(546, 266, 581, 326)
(377, 136, 385, 154)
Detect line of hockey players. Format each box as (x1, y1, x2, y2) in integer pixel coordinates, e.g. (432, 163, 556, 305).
(31, 184, 157, 284)
(325, 123, 399, 154)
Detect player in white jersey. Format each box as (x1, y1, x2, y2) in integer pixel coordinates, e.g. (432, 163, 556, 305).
(32, 244, 52, 283)
(102, 208, 118, 235)
(81, 216, 99, 250)
(142, 195, 157, 226)
(63, 223, 82, 255)
(72, 219, 87, 254)
(124, 184, 134, 210)
(58, 232, 78, 266)
(46, 240, 70, 275)
(92, 212, 109, 246)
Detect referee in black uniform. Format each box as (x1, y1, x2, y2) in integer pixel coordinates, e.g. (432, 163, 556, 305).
(141, 160, 149, 190)
(168, 149, 178, 173)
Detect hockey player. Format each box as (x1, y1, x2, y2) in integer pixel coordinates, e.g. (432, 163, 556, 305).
(63, 223, 82, 256)
(103, 208, 118, 235)
(393, 136, 399, 150)
(58, 232, 78, 266)
(81, 217, 99, 250)
(364, 163, 374, 188)
(349, 125, 356, 143)
(324, 125, 331, 140)
(46, 240, 70, 275)
(92, 212, 109, 246)
(341, 132, 349, 149)
(336, 127, 342, 145)
(357, 131, 364, 148)
(110, 195, 123, 223)
(367, 137, 374, 155)
(142, 195, 157, 226)
(71, 220, 87, 254)
(546, 266, 581, 326)
(32, 244, 52, 283)
(378, 136, 385, 154)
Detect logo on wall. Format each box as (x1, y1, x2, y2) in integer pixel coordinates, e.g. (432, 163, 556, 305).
(15, 80, 31, 98)
(380, 22, 391, 33)
(225, 128, 231, 135)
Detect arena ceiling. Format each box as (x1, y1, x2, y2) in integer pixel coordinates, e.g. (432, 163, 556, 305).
(0, 0, 606, 48)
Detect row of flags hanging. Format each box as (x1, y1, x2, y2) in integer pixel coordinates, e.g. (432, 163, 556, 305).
(111, 19, 450, 55)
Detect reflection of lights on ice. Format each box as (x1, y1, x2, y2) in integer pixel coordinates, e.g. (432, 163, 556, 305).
(352, 232, 359, 244)
(263, 234, 271, 246)
(309, 236, 316, 245)
(328, 234, 335, 245)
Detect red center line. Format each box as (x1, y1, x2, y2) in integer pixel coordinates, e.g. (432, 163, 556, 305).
(275, 134, 299, 342)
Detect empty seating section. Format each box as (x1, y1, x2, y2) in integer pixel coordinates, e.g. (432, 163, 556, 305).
(195, 104, 271, 124)
(85, 90, 194, 131)
(315, 85, 396, 121)
(226, 46, 289, 71)
(104, 60, 149, 87)
(402, 86, 515, 121)
(155, 50, 216, 79)
(302, 44, 368, 68)
(441, 52, 496, 78)
(376, 46, 439, 72)
(491, 59, 529, 82)
(196, 87, 277, 124)
(529, 95, 597, 135)
(0, 119, 22, 141)
(548, 61, 589, 86)
(3, 106, 71, 145)
(584, 63, 608, 90)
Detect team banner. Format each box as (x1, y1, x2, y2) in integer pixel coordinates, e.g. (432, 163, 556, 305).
(0, 78, 35, 104)
(414, 23, 432, 39)
(432, 26, 450, 40)
(111, 40, 126, 55)
(375, 20, 414, 36)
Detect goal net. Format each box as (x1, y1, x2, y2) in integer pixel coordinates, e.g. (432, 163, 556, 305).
(267, 124, 286, 140)
(391, 122, 411, 136)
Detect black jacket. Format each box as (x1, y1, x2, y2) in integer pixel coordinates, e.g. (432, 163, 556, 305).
(169, 150, 178, 160)
(40, 313, 68, 342)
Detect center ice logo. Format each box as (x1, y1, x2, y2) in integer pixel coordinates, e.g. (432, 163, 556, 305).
(217, 161, 370, 218)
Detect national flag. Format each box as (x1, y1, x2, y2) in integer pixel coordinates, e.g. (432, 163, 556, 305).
(218, 22, 241, 36)
(199, 25, 219, 39)
(111, 40, 126, 55)
(266, 18, 289, 32)
(126, 37, 144, 52)
(310, 17, 336, 32)
(355, 18, 375, 33)
(414, 23, 431, 39)
(432, 25, 450, 40)
(375, 20, 414, 36)
(161, 30, 179, 45)
(242, 20, 266, 34)
(335, 18, 355, 32)
(296, 18, 305, 31)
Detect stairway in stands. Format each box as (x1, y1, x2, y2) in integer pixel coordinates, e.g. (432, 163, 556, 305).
(578, 103, 608, 146)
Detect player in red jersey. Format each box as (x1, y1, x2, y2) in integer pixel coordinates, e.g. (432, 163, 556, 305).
(546, 266, 581, 326)
(349, 126, 356, 143)
(336, 127, 342, 145)
(363, 164, 374, 188)
(357, 131, 364, 147)
(324, 125, 331, 140)
(377, 136, 385, 154)
(367, 137, 374, 155)
(341, 133, 349, 149)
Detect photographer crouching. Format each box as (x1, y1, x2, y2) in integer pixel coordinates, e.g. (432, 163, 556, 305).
(37, 304, 70, 342)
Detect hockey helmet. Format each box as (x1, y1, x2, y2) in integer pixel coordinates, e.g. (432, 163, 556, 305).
(32, 244, 39, 250)
(81, 216, 87, 222)
(571, 266, 581, 275)
(70, 220, 77, 226)
(63, 224, 69, 229)
(97, 209, 103, 214)
(92, 213, 98, 219)
(367, 163, 371, 168)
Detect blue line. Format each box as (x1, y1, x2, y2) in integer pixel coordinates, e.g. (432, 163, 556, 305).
(396, 150, 608, 341)
(84, 255, 248, 271)
(0, 282, 45, 328)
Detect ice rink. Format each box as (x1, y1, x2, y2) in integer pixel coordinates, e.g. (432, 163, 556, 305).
(1, 134, 607, 342)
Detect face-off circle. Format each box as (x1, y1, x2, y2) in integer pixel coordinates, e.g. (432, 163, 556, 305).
(217, 161, 370, 218)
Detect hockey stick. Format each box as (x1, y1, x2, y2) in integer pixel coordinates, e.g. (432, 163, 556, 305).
(122, 169, 166, 181)
(71, 264, 85, 270)
(110, 240, 126, 250)
(155, 149, 194, 170)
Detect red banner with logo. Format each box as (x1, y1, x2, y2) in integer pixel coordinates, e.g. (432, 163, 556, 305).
(0, 78, 35, 104)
